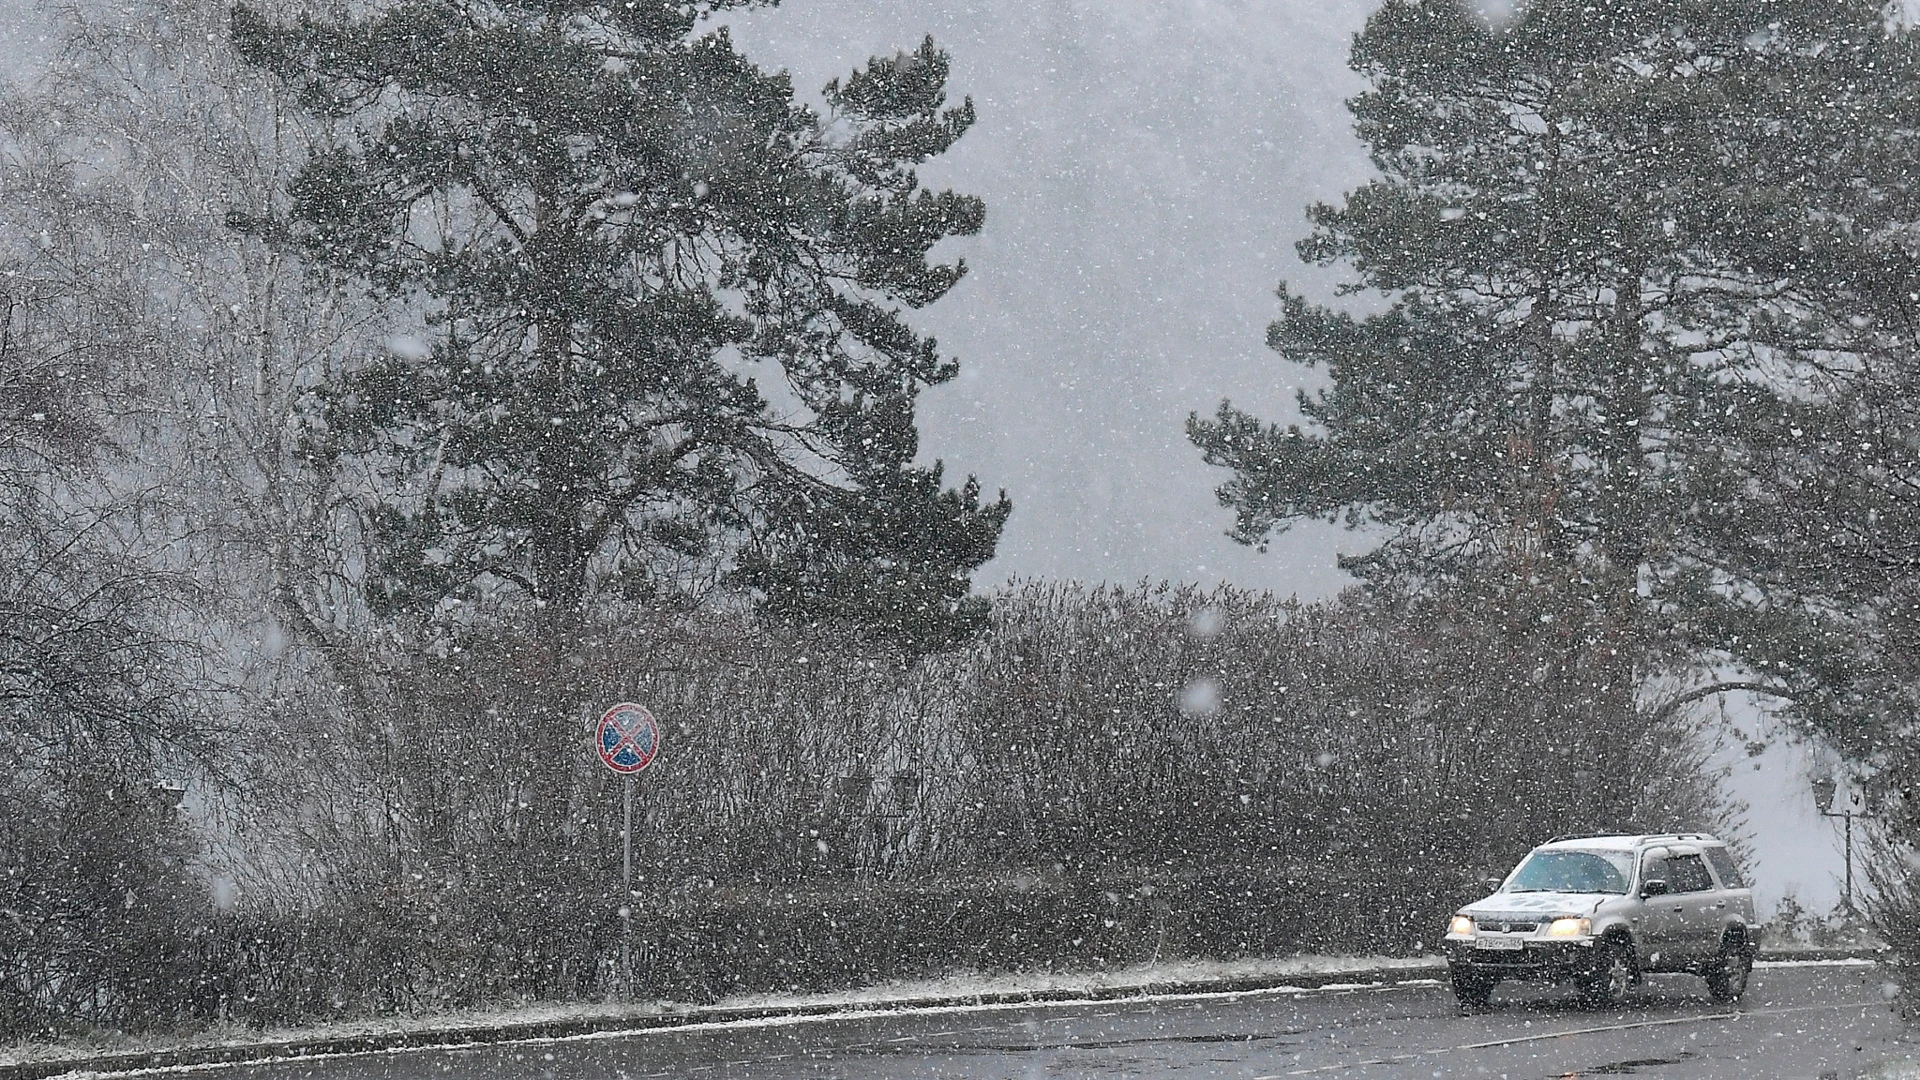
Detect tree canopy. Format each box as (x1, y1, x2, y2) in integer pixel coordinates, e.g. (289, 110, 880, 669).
(1191, 0, 1920, 752)
(232, 0, 1009, 651)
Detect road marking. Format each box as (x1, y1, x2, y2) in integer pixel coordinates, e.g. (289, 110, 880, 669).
(1253, 1001, 1877, 1077)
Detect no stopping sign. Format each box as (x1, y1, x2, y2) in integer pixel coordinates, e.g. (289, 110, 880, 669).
(596, 702, 660, 775)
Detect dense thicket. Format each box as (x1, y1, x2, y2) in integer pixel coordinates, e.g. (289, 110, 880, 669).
(58, 583, 1731, 1026)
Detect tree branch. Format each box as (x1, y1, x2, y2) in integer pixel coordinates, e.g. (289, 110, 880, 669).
(1648, 679, 1796, 727)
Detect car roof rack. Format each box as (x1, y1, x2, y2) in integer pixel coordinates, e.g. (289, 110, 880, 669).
(1542, 832, 1719, 846)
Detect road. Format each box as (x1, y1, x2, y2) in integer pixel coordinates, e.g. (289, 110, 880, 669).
(195, 962, 1909, 1080)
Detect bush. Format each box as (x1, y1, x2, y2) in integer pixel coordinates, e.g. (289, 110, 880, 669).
(1867, 839, 1920, 1018)
(0, 775, 210, 1039)
(187, 580, 1739, 1025)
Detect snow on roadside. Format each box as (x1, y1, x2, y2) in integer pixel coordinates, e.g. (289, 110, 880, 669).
(0, 1000, 672, 1070)
(713, 953, 1440, 1012)
(1753, 957, 1879, 968)
(0, 953, 1434, 1069)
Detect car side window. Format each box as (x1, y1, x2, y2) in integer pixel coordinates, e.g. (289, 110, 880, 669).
(1640, 854, 1669, 890)
(1704, 846, 1747, 889)
(1670, 853, 1714, 893)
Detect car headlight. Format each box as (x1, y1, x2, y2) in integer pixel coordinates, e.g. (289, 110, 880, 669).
(1448, 915, 1475, 937)
(1546, 917, 1591, 938)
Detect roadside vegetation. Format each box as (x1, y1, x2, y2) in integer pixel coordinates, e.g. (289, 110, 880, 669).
(6, 580, 1738, 1035)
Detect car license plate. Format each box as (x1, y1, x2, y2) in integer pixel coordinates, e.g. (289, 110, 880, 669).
(1474, 936, 1524, 951)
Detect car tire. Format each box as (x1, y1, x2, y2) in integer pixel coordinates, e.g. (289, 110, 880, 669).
(1705, 934, 1753, 1004)
(1578, 938, 1634, 1008)
(1450, 963, 1495, 1010)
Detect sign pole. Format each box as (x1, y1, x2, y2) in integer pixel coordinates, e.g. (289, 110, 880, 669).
(622, 772, 634, 1001)
(594, 702, 659, 1005)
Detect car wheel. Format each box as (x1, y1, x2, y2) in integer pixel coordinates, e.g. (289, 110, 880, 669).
(1450, 963, 1495, 1010)
(1579, 938, 1633, 1007)
(1705, 935, 1753, 1004)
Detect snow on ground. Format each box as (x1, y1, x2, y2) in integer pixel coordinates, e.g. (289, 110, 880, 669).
(0, 953, 1436, 1069)
(716, 953, 1442, 1012)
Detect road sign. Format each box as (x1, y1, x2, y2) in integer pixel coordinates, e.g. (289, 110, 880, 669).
(596, 702, 660, 775)
(594, 701, 661, 1002)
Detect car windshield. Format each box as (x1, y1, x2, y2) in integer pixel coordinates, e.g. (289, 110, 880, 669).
(1503, 849, 1634, 894)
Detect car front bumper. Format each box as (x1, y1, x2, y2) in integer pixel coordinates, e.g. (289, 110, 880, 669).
(1444, 938, 1603, 982)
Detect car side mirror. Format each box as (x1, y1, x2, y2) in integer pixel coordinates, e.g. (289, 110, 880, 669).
(1641, 879, 1670, 898)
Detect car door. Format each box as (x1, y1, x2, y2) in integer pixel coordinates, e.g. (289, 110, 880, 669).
(1636, 851, 1692, 967)
(1705, 844, 1757, 926)
(1665, 850, 1724, 958)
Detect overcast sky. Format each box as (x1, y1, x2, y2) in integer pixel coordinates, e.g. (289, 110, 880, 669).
(730, 0, 1375, 600)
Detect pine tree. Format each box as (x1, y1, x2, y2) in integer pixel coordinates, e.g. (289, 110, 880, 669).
(231, 1, 1009, 651)
(1189, 0, 1920, 730)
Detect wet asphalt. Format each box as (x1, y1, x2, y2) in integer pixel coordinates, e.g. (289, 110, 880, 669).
(194, 963, 1910, 1080)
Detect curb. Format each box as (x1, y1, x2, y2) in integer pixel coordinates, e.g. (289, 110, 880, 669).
(0, 948, 1883, 1080)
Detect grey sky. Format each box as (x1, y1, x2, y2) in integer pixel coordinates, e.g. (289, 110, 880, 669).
(730, 0, 1375, 599)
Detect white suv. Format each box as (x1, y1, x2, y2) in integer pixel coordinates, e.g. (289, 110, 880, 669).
(1442, 833, 1761, 1008)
